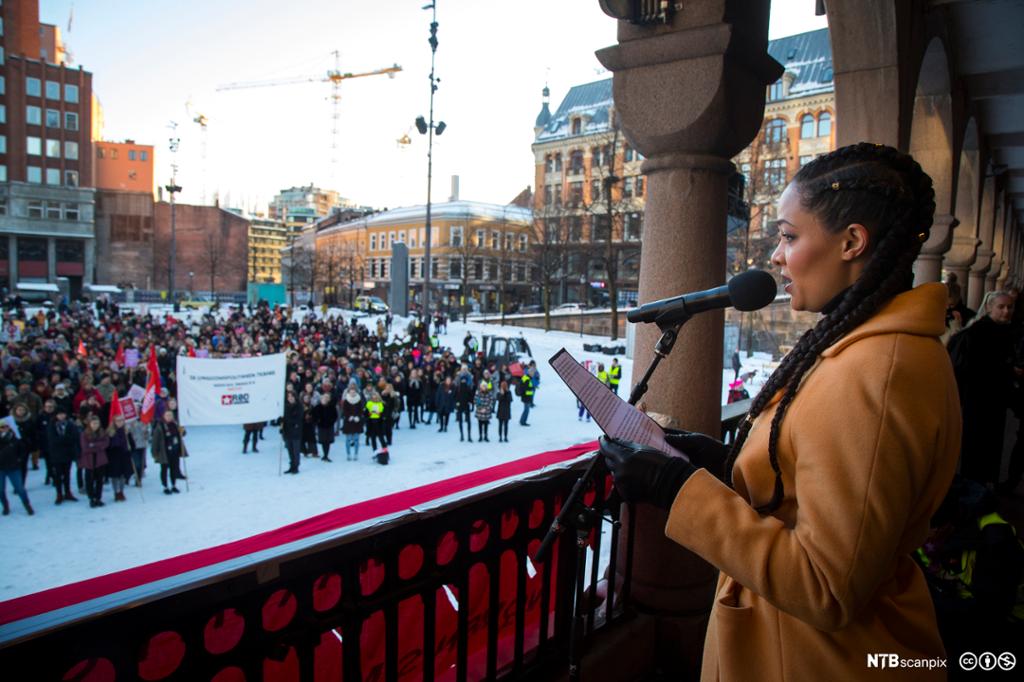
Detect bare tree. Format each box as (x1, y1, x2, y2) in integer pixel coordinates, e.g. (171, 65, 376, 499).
(531, 203, 570, 332)
(196, 228, 225, 296)
(449, 214, 485, 322)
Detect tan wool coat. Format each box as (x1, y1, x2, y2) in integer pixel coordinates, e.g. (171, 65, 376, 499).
(666, 283, 961, 681)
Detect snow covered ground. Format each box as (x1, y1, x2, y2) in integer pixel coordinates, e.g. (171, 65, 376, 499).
(0, 313, 773, 604)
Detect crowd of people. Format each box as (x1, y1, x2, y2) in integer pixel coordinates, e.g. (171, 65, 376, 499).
(0, 298, 541, 516)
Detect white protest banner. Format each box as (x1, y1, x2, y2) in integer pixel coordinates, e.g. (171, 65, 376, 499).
(128, 384, 146, 405)
(176, 354, 286, 426)
(120, 397, 139, 422)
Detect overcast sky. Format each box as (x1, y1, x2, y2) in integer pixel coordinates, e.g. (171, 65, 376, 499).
(41, 1, 827, 213)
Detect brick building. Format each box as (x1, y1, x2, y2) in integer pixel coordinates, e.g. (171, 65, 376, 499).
(94, 140, 154, 194)
(93, 190, 154, 289)
(153, 203, 250, 295)
(0, 0, 97, 299)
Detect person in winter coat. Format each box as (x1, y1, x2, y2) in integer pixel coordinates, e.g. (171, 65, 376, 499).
(51, 383, 73, 417)
(281, 392, 304, 474)
(948, 291, 1017, 488)
(36, 399, 56, 486)
(495, 380, 513, 442)
(79, 415, 110, 508)
(364, 390, 385, 452)
(381, 383, 399, 446)
(310, 392, 338, 462)
(105, 415, 131, 502)
(406, 369, 422, 428)
(455, 373, 475, 442)
(474, 381, 494, 442)
(151, 409, 184, 495)
(300, 393, 318, 458)
(242, 422, 261, 454)
(341, 384, 364, 460)
(11, 403, 36, 480)
(47, 407, 79, 503)
(0, 421, 32, 516)
(599, 144, 962, 681)
(434, 377, 455, 433)
(422, 370, 437, 425)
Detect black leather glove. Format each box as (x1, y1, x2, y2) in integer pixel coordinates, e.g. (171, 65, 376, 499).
(598, 436, 696, 509)
(663, 429, 729, 483)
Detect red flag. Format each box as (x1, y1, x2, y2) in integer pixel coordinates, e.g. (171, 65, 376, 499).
(140, 348, 162, 424)
(77, 340, 87, 356)
(114, 343, 126, 367)
(188, 346, 197, 358)
(108, 391, 123, 423)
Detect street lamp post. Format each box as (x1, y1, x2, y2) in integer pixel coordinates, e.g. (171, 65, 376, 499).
(189, 271, 194, 297)
(166, 129, 182, 312)
(417, 1, 446, 332)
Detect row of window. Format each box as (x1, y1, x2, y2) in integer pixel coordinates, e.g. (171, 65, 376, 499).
(764, 113, 832, 144)
(25, 106, 80, 130)
(366, 256, 530, 283)
(25, 77, 80, 104)
(542, 212, 643, 243)
(0, 237, 85, 263)
(26, 166, 80, 186)
(27, 201, 81, 221)
(543, 176, 646, 207)
(366, 227, 530, 252)
(738, 154, 826, 194)
(544, 145, 644, 174)
(26, 136, 79, 160)
(96, 148, 149, 161)
(448, 227, 529, 251)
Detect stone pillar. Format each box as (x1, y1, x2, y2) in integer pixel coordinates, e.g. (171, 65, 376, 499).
(943, 233, 980, 291)
(968, 178, 998, 310)
(84, 238, 96, 285)
(8, 235, 17, 286)
(595, 2, 781, 677)
(47, 238, 57, 283)
(913, 214, 958, 284)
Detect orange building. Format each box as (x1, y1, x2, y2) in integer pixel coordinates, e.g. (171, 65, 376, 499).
(94, 140, 155, 194)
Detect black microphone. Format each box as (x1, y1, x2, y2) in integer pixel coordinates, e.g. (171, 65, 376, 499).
(627, 269, 777, 324)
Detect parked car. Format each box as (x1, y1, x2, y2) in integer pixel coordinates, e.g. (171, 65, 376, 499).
(181, 295, 216, 310)
(354, 295, 389, 313)
(552, 302, 586, 313)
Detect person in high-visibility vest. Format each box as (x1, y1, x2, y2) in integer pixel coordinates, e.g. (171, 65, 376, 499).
(365, 391, 385, 451)
(518, 373, 534, 426)
(596, 363, 609, 387)
(609, 358, 622, 394)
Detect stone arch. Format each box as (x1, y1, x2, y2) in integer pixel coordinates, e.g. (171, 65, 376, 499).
(968, 170, 998, 310)
(909, 36, 957, 283)
(944, 118, 982, 291)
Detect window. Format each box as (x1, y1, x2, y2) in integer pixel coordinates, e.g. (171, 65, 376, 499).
(381, 259, 389, 278)
(449, 258, 461, 278)
(568, 216, 583, 242)
(505, 233, 514, 251)
(763, 158, 787, 191)
(46, 139, 61, 158)
(818, 112, 832, 137)
(140, 150, 148, 161)
(28, 201, 43, 218)
(0, 105, 5, 123)
(27, 166, 41, 183)
(624, 212, 643, 241)
(591, 146, 603, 167)
(46, 202, 61, 219)
(0, 165, 4, 182)
(57, 240, 84, 263)
(768, 81, 784, 101)
(569, 181, 583, 206)
(0, 76, 5, 95)
(128, 150, 136, 161)
(488, 259, 497, 280)
(474, 259, 483, 280)
(397, 230, 406, 243)
(46, 168, 60, 185)
(65, 84, 79, 103)
(571, 118, 582, 135)
(0, 135, 5, 153)
(63, 111, 79, 131)
(545, 155, 553, 173)
(765, 119, 786, 144)
(475, 229, 484, 247)
(45, 80, 60, 99)
(111, 149, 118, 160)
(569, 149, 584, 174)
(431, 257, 439, 278)
(0, 198, 6, 215)
(543, 186, 552, 206)
(64, 203, 80, 221)
(65, 141, 79, 160)
(623, 176, 634, 198)
(636, 176, 645, 197)
(389, 231, 396, 246)
(27, 136, 42, 155)
(591, 179, 602, 202)
(96, 147, 105, 159)
(624, 145, 635, 162)
(516, 263, 526, 282)
(450, 225, 463, 247)
(554, 153, 562, 171)
(519, 234, 528, 252)
(18, 238, 48, 261)
(26, 106, 41, 125)
(370, 234, 377, 250)
(544, 219, 560, 242)
(409, 231, 417, 248)
(799, 154, 813, 167)
(46, 108, 60, 127)
(369, 260, 378, 278)
(65, 170, 79, 186)
(800, 114, 815, 139)
(26, 77, 41, 97)
(740, 162, 752, 188)
(0, 47, 4, 65)
(593, 215, 611, 242)
(490, 231, 499, 249)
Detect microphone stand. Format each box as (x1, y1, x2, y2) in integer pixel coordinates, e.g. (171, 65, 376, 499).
(533, 311, 690, 682)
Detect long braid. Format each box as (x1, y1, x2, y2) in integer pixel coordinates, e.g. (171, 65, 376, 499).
(725, 143, 936, 514)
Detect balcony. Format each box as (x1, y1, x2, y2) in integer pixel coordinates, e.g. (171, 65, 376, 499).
(0, 412, 747, 681)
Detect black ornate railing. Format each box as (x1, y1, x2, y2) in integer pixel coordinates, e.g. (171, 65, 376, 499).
(0, 409, 746, 682)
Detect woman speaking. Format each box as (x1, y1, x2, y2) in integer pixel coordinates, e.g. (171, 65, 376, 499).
(601, 143, 960, 680)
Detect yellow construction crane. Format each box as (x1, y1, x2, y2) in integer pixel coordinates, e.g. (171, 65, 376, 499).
(216, 52, 402, 179)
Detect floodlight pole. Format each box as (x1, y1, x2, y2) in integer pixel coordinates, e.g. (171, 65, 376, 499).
(423, 1, 439, 328)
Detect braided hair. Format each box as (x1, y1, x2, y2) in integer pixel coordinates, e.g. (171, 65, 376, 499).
(726, 143, 936, 514)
